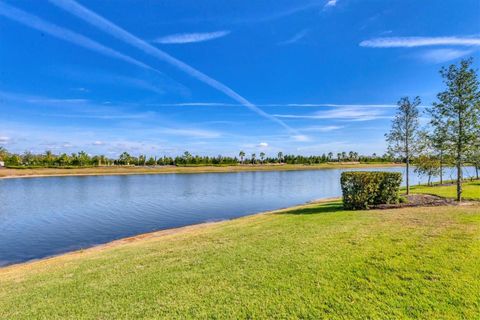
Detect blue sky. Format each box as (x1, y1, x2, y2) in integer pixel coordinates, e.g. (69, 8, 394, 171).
(1, 0, 479, 157)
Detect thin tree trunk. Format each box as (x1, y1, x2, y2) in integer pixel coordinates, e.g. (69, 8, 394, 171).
(457, 109, 463, 202)
(439, 151, 443, 185)
(406, 157, 410, 195)
(457, 162, 462, 201)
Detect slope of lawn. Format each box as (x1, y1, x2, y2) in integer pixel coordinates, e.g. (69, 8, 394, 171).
(410, 180, 480, 200)
(1, 197, 479, 319)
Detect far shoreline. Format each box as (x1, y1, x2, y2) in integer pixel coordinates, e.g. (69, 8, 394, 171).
(0, 162, 403, 180)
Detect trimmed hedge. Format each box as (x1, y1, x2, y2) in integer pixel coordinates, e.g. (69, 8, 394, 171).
(340, 171, 402, 210)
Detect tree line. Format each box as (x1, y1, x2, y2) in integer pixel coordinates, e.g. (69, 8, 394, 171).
(0, 148, 395, 168)
(386, 58, 480, 201)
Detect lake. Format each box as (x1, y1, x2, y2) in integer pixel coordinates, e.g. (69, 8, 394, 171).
(0, 166, 476, 266)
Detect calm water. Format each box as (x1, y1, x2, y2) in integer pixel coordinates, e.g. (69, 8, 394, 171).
(0, 166, 476, 266)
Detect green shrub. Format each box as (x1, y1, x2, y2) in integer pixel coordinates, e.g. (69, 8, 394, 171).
(340, 171, 402, 210)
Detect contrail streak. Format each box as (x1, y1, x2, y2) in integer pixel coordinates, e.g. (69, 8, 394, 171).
(0, 1, 162, 75)
(49, 0, 299, 135)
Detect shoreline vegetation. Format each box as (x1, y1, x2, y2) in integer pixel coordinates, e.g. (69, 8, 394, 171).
(1, 181, 479, 318)
(0, 162, 403, 179)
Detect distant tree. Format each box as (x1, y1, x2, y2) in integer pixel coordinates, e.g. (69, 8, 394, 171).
(336, 153, 342, 162)
(119, 152, 131, 165)
(251, 153, 256, 164)
(259, 152, 265, 164)
(348, 151, 354, 161)
(427, 123, 450, 184)
(58, 153, 70, 166)
(470, 138, 480, 179)
(44, 150, 54, 166)
(415, 155, 441, 186)
(277, 151, 283, 164)
(0, 147, 8, 161)
(146, 157, 156, 166)
(239, 151, 245, 164)
(8, 154, 21, 166)
(138, 154, 146, 166)
(22, 151, 34, 166)
(77, 151, 90, 166)
(327, 152, 333, 161)
(429, 58, 480, 201)
(385, 96, 422, 195)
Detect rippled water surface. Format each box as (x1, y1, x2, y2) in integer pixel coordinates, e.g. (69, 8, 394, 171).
(0, 166, 475, 266)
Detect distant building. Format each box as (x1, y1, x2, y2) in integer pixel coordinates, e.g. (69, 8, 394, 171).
(0, 161, 4, 167)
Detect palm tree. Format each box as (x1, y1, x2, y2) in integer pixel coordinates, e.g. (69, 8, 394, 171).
(328, 152, 333, 161)
(251, 153, 256, 164)
(260, 152, 265, 164)
(239, 150, 245, 164)
(277, 151, 283, 164)
(44, 150, 54, 165)
(348, 151, 354, 161)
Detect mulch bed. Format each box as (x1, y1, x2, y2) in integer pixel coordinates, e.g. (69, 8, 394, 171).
(373, 194, 457, 209)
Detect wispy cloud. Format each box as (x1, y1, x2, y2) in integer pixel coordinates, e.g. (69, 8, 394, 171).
(420, 48, 473, 63)
(153, 31, 230, 44)
(0, 1, 161, 74)
(274, 107, 389, 121)
(278, 29, 309, 45)
(49, 0, 299, 136)
(159, 128, 221, 139)
(301, 125, 344, 132)
(324, 0, 338, 8)
(149, 102, 400, 108)
(257, 142, 269, 148)
(360, 36, 480, 48)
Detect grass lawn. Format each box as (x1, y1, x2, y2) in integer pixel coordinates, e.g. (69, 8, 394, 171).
(410, 180, 480, 200)
(1, 184, 479, 318)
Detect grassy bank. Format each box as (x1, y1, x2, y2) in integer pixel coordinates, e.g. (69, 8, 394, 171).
(410, 180, 480, 200)
(1, 184, 479, 318)
(0, 162, 401, 179)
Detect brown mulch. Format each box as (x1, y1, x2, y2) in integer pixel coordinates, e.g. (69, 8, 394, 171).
(373, 194, 457, 209)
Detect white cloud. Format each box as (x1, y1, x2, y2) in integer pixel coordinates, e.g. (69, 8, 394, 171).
(92, 141, 104, 145)
(301, 125, 344, 132)
(360, 36, 480, 48)
(292, 135, 310, 142)
(420, 48, 473, 64)
(324, 0, 338, 8)
(153, 31, 230, 44)
(258, 142, 269, 148)
(0, 136, 10, 143)
(278, 29, 309, 45)
(0, 2, 161, 73)
(160, 128, 222, 139)
(49, 0, 299, 136)
(274, 107, 389, 121)
(149, 102, 400, 108)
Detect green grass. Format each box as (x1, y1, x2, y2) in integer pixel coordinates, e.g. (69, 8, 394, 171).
(410, 180, 480, 200)
(1, 199, 479, 319)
